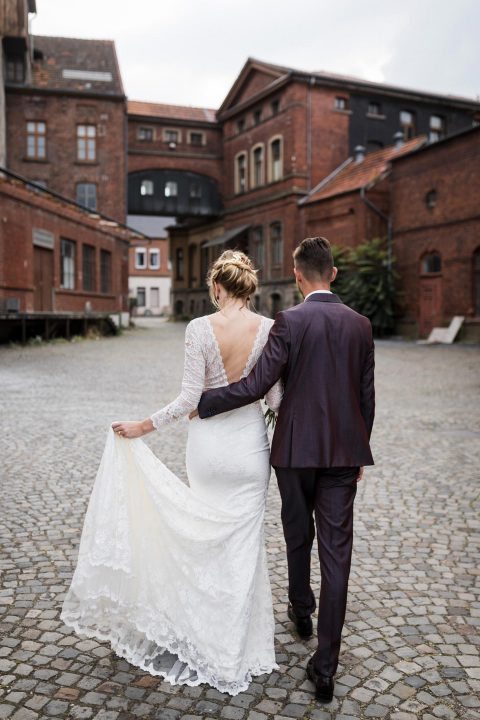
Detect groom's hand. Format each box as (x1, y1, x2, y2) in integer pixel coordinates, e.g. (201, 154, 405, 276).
(356, 467, 364, 482)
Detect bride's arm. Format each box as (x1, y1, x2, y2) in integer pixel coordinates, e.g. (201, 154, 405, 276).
(112, 321, 205, 438)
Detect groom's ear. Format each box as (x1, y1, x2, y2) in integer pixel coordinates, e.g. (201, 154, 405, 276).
(331, 266, 338, 283)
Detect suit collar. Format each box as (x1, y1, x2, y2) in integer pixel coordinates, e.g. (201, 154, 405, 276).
(305, 292, 342, 304)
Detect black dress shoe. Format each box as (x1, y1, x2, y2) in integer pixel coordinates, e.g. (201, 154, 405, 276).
(287, 603, 313, 639)
(306, 657, 334, 703)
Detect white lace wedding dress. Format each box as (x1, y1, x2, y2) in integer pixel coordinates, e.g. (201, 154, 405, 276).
(61, 315, 282, 696)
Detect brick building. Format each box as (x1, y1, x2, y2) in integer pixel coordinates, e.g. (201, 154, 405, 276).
(4, 31, 127, 220)
(166, 58, 480, 317)
(0, 173, 139, 315)
(390, 126, 480, 340)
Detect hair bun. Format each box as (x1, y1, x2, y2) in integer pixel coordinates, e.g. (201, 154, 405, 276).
(207, 249, 258, 308)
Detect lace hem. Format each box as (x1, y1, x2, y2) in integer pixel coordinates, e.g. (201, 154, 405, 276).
(61, 592, 278, 696)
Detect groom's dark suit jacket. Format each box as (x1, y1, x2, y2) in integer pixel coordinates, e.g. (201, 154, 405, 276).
(198, 293, 375, 469)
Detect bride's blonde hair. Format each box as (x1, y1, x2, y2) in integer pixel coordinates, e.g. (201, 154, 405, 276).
(207, 250, 258, 310)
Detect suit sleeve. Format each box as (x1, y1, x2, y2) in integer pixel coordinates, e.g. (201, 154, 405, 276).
(197, 312, 290, 419)
(360, 324, 375, 439)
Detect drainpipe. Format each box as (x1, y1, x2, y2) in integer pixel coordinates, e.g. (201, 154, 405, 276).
(306, 77, 315, 190)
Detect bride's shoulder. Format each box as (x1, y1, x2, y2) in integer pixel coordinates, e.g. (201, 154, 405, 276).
(258, 314, 274, 327)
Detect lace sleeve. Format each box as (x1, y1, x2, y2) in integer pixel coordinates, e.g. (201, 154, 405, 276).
(150, 321, 205, 429)
(265, 379, 283, 413)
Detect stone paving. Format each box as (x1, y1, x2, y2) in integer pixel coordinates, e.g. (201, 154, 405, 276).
(0, 320, 479, 720)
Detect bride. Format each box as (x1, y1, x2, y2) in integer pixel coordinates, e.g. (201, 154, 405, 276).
(60, 250, 282, 696)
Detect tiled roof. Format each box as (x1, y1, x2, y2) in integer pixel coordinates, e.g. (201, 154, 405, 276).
(303, 137, 427, 204)
(27, 36, 124, 97)
(128, 100, 217, 123)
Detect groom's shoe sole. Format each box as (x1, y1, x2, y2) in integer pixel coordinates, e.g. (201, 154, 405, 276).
(287, 603, 313, 640)
(306, 657, 334, 703)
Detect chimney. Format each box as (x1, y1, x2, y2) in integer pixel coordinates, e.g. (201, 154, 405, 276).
(354, 145, 365, 163)
(393, 131, 404, 149)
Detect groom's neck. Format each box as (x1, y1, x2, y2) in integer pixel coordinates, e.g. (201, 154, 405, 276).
(302, 281, 331, 297)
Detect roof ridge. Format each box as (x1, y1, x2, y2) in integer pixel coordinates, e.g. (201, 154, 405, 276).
(128, 99, 217, 113)
(33, 34, 115, 44)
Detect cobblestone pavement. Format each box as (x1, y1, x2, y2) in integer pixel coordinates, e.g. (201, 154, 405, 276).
(1, 322, 479, 720)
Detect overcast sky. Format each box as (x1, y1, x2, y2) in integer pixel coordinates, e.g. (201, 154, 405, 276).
(33, 0, 479, 109)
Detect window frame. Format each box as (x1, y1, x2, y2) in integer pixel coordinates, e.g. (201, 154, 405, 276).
(420, 251, 442, 275)
(250, 143, 265, 189)
(137, 126, 154, 141)
(176, 247, 185, 281)
(140, 179, 154, 197)
(100, 249, 112, 294)
(135, 247, 147, 270)
(270, 222, 283, 268)
(136, 287, 146, 307)
(400, 110, 416, 140)
(429, 115, 445, 143)
(268, 135, 283, 183)
(149, 248, 161, 269)
(162, 128, 181, 144)
(60, 238, 76, 290)
(334, 97, 348, 111)
(188, 130, 206, 146)
(76, 182, 97, 211)
(26, 121, 47, 160)
(234, 151, 248, 194)
(164, 180, 178, 198)
(76, 124, 97, 162)
(82, 244, 96, 292)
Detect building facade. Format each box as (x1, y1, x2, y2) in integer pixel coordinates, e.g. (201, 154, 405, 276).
(390, 126, 480, 340)
(128, 237, 171, 316)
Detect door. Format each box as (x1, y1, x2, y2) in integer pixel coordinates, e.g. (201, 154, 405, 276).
(33, 247, 54, 311)
(419, 276, 442, 337)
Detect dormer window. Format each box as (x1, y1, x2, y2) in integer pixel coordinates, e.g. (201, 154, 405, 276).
(429, 116, 445, 143)
(400, 110, 416, 140)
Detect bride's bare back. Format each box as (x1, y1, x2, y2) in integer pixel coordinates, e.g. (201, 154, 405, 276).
(208, 310, 263, 384)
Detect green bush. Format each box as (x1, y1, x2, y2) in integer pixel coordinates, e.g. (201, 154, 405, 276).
(331, 237, 396, 336)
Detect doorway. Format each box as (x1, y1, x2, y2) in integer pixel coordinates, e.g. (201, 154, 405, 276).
(33, 246, 54, 311)
(419, 252, 442, 337)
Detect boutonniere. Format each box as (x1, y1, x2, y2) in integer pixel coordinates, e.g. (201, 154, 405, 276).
(264, 408, 277, 430)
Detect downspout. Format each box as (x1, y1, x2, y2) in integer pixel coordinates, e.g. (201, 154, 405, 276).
(306, 77, 315, 190)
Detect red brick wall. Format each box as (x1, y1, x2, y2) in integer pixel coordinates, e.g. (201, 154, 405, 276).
(5, 90, 127, 221)
(391, 129, 480, 330)
(128, 237, 170, 277)
(0, 180, 129, 312)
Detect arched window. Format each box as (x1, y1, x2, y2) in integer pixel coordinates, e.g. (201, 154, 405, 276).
(268, 136, 283, 182)
(421, 252, 442, 274)
(234, 152, 247, 194)
(250, 143, 265, 188)
(474, 249, 480, 316)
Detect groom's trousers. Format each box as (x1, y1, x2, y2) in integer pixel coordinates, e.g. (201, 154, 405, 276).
(275, 467, 358, 678)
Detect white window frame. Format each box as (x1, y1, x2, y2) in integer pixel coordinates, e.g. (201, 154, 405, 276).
(140, 179, 154, 196)
(149, 248, 160, 269)
(268, 135, 283, 183)
(162, 127, 182, 143)
(135, 247, 147, 270)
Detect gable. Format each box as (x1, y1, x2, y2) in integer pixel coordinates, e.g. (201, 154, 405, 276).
(219, 59, 287, 115)
(229, 69, 281, 108)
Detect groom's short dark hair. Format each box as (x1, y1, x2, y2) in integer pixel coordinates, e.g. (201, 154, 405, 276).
(293, 236, 334, 280)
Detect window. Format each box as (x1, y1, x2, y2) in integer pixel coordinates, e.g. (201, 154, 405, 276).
(77, 125, 96, 161)
(26, 122, 46, 159)
(100, 250, 111, 293)
(150, 287, 160, 308)
(237, 118, 245, 133)
(76, 183, 97, 211)
(200, 242, 209, 285)
(189, 131, 204, 146)
(176, 248, 184, 280)
(400, 111, 415, 140)
(82, 245, 96, 292)
(270, 223, 283, 267)
(137, 287, 146, 307)
(138, 127, 154, 141)
(140, 179, 154, 196)
(253, 108, 262, 125)
(269, 137, 283, 182)
(429, 115, 445, 142)
(149, 249, 160, 269)
(368, 101, 382, 116)
(335, 97, 348, 111)
(421, 252, 442, 274)
(190, 182, 202, 199)
(165, 181, 178, 198)
(425, 189, 437, 209)
(60, 239, 76, 290)
(235, 152, 247, 194)
(6, 56, 25, 83)
(164, 129, 180, 143)
(271, 99, 280, 116)
(252, 226, 264, 270)
(135, 248, 147, 269)
(252, 145, 264, 188)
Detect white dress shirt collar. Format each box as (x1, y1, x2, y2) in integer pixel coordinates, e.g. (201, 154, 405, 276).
(304, 289, 333, 302)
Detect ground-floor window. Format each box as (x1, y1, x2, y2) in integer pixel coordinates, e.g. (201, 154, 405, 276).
(150, 287, 159, 307)
(60, 238, 76, 290)
(100, 250, 111, 294)
(83, 244, 95, 292)
(137, 287, 146, 307)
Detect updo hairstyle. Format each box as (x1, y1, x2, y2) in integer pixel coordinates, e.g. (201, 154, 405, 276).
(207, 250, 258, 309)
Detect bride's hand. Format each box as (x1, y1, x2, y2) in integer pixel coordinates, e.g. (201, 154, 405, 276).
(111, 419, 153, 438)
(188, 409, 199, 420)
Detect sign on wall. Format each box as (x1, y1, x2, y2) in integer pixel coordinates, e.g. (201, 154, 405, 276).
(33, 228, 55, 249)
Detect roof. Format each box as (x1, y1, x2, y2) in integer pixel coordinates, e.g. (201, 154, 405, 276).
(302, 137, 427, 204)
(22, 36, 125, 97)
(389, 123, 480, 163)
(219, 57, 480, 116)
(128, 100, 217, 123)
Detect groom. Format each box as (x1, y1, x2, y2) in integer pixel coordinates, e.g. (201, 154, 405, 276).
(197, 236, 375, 703)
